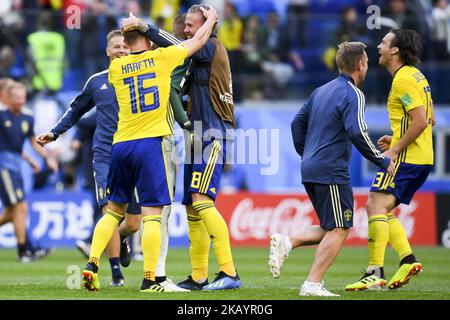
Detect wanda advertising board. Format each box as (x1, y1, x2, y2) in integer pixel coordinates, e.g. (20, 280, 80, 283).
(216, 192, 437, 247)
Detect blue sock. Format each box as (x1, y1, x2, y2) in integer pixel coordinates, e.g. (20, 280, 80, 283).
(109, 257, 122, 278)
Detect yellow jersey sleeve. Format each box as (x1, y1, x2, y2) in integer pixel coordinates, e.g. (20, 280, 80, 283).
(393, 78, 424, 112)
(156, 44, 188, 72)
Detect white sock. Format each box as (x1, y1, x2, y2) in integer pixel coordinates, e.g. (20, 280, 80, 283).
(285, 236, 293, 253)
(303, 280, 322, 288)
(155, 205, 171, 277)
(366, 265, 381, 273)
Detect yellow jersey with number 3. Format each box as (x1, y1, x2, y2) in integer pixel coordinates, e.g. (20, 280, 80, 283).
(387, 65, 434, 165)
(109, 44, 187, 144)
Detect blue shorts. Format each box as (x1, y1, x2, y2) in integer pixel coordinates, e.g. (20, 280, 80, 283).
(182, 139, 227, 205)
(303, 183, 354, 230)
(0, 169, 25, 208)
(107, 137, 171, 207)
(370, 162, 432, 205)
(93, 157, 140, 214)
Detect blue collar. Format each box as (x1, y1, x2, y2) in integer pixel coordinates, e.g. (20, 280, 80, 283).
(339, 73, 355, 84)
(130, 50, 146, 55)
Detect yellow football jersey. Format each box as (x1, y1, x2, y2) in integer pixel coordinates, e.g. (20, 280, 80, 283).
(109, 44, 187, 144)
(387, 65, 434, 165)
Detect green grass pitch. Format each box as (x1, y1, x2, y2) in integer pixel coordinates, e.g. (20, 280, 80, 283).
(0, 246, 449, 300)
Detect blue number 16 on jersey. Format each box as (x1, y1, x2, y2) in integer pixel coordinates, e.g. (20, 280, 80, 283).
(123, 72, 160, 114)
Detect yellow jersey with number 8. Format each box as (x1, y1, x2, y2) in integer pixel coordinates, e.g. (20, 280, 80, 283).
(109, 44, 187, 144)
(387, 65, 434, 165)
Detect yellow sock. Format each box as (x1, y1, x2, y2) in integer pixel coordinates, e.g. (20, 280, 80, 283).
(187, 205, 210, 282)
(387, 212, 412, 260)
(142, 215, 162, 281)
(193, 200, 235, 277)
(368, 214, 389, 267)
(144, 271, 156, 281)
(89, 209, 123, 266)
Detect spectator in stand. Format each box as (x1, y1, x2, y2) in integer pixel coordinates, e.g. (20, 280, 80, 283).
(0, 0, 24, 52)
(81, 0, 117, 80)
(379, 0, 429, 34)
(286, 0, 309, 48)
(323, 6, 368, 71)
(241, 15, 264, 99)
(241, 15, 262, 72)
(431, 0, 450, 61)
(150, 0, 180, 33)
(260, 11, 296, 99)
(63, 0, 86, 89)
(247, 0, 277, 23)
(431, 0, 450, 103)
(218, 1, 243, 103)
(0, 46, 15, 78)
(27, 11, 65, 94)
(337, 6, 367, 44)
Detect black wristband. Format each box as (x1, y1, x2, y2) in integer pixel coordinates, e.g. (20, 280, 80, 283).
(50, 131, 59, 141)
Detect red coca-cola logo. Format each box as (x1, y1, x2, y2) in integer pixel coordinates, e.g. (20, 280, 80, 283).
(229, 198, 315, 240)
(217, 192, 436, 246)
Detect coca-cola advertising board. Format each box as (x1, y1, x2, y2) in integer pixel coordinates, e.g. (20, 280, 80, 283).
(216, 191, 437, 246)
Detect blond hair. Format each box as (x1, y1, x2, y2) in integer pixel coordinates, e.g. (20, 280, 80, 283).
(335, 41, 367, 73)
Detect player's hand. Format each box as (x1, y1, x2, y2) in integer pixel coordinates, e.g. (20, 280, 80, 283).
(377, 135, 392, 152)
(386, 159, 395, 177)
(45, 157, 59, 172)
(383, 148, 398, 162)
(200, 5, 218, 22)
(121, 12, 149, 33)
(36, 132, 55, 147)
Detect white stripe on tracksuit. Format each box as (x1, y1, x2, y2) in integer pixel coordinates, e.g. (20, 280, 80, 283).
(329, 185, 343, 227)
(158, 29, 181, 45)
(348, 81, 384, 159)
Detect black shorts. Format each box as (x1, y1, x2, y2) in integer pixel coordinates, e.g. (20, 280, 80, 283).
(303, 183, 354, 230)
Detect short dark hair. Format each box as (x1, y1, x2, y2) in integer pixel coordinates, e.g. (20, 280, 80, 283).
(123, 30, 146, 46)
(335, 41, 367, 73)
(173, 13, 187, 40)
(390, 29, 422, 66)
(174, 13, 187, 26)
(106, 30, 123, 45)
